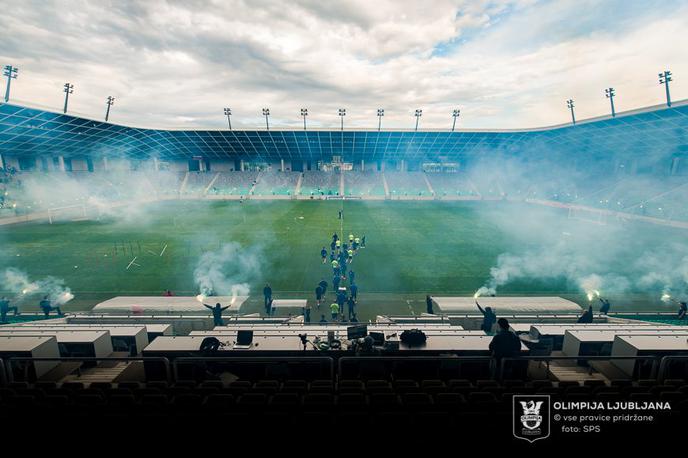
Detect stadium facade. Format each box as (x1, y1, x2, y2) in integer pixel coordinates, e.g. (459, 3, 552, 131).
(0, 100, 686, 174)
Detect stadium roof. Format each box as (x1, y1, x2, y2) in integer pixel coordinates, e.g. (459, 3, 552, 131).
(0, 100, 687, 162)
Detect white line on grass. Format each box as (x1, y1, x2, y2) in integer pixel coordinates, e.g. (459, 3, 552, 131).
(126, 256, 138, 270)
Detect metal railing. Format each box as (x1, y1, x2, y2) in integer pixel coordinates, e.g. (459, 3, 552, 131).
(338, 355, 494, 380)
(0, 354, 682, 385)
(498, 355, 661, 381)
(3, 357, 172, 384)
(172, 356, 335, 381)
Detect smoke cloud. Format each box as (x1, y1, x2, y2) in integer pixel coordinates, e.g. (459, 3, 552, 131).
(193, 242, 263, 304)
(12, 159, 182, 224)
(468, 148, 688, 302)
(0, 268, 74, 305)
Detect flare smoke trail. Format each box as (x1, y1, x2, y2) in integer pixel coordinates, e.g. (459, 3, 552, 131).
(193, 242, 263, 305)
(0, 268, 74, 305)
(469, 152, 688, 301)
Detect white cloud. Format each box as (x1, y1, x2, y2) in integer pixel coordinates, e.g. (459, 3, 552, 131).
(0, 0, 686, 130)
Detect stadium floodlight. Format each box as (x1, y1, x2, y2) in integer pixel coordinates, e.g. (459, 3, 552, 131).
(223, 107, 232, 130)
(105, 96, 115, 122)
(262, 108, 270, 130)
(63, 83, 74, 114)
(604, 87, 616, 118)
(451, 109, 460, 132)
(414, 109, 422, 131)
(659, 70, 673, 107)
(566, 99, 576, 125)
(301, 108, 308, 130)
(3, 65, 18, 103)
(377, 108, 384, 131)
(338, 108, 346, 131)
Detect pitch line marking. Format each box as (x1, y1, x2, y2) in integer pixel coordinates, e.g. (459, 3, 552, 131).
(126, 257, 139, 270)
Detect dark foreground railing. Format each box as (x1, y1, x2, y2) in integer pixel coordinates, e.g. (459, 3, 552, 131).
(2, 354, 686, 385)
(172, 356, 334, 381)
(3, 356, 171, 383)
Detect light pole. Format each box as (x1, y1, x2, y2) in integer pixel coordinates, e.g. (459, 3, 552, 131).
(105, 96, 115, 122)
(301, 108, 308, 130)
(3, 65, 18, 103)
(451, 109, 460, 132)
(377, 108, 384, 131)
(338, 108, 346, 131)
(414, 109, 422, 131)
(262, 108, 270, 131)
(605, 87, 616, 118)
(223, 107, 232, 130)
(566, 99, 576, 125)
(63, 83, 74, 114)
(659, 70, 673, 107)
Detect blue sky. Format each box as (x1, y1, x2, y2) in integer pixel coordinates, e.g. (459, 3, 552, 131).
(0, 0, 686, 129)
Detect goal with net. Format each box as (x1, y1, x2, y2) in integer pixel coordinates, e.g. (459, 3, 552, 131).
(567, 206, 608, 225)
(47, 204, 88, 224)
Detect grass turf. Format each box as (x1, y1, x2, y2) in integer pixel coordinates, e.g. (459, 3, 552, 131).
(0, 199, 681, 321)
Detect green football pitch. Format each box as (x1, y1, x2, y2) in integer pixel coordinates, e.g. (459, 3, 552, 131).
(0, 199, 680, 320)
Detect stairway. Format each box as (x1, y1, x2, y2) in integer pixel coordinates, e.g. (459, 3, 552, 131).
(203, 172, 220, 195)
(295, 173, 303, 195)
(382, 173, 390, 198)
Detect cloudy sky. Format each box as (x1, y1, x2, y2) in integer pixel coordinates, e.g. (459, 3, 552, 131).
(1, 0, 687, 130)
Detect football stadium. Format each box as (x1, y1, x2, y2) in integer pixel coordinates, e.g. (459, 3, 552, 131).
(1, 0, 688, 444)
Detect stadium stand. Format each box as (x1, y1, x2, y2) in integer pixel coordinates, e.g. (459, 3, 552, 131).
(471, 176, 503, 199)
(209, 171, 258, 196)
(425, 172, 477, 197)
(252, 170, 299, 196)
(145, 170, 184, 196)
(183, 171, 214, 195)
(344, 170, 385, 197)
(300, 171, 340, 196)
(4, 168, 688, 225)
(384, 171, 430, 197)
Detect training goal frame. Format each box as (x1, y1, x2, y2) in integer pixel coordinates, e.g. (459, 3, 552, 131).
(47, 204, 87, 224)
(567, 206, 608, 225)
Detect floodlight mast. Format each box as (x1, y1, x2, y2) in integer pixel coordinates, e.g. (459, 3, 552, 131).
(3, 65, 18, 102)
(262, 108, 270, 130)
(377, 108, 384, 131)
(338, 108, 346, 131)
(224, 107, 232, 130)
(105, 96, 115, 122)
(63, 83, 74, 114)
(566, 99, 575, 125)
(659, 70, 673, 107)
(414, 109, 422, 131)
(605, 87, 616, 118)
(301, 108, 308, 130)
(451, 109, 460, 132)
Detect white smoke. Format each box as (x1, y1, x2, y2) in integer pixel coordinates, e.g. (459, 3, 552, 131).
(0, 268, 74, 305)
(193, 242, 263, 304)
(14, 159, 181, 224)
(469, 151, 688, 302)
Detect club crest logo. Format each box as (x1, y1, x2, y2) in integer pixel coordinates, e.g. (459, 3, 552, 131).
(513, 395, 550, 442)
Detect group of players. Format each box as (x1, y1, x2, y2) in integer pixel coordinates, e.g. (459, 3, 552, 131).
(309, 230, 366, 323)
